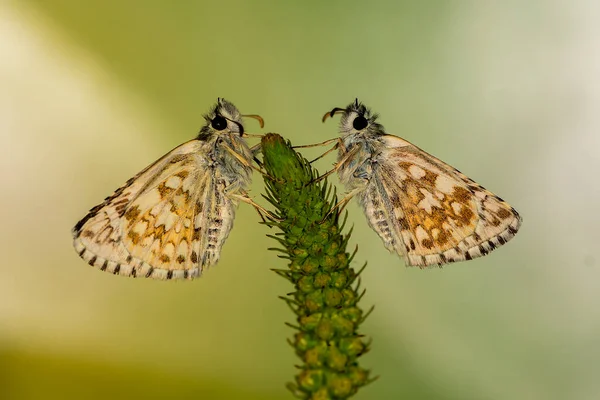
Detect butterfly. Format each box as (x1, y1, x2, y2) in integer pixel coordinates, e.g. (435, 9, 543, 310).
(72, 98, 265, 280)
(320, 99, 522, 267)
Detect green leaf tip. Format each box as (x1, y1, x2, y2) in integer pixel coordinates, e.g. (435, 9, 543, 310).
(261, 133, 372, 399)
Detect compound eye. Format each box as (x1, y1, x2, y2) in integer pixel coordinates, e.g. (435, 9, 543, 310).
(352, 115, 368, 130)
(211, 115, 227, 131)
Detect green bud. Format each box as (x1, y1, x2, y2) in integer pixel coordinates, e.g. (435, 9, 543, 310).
(300, 313, 322, 331)
(305, 291, 324, 312)
(329, 374, 353, 398)
(312, 388, 331, 400)
(331, 314, 354, 336)
(326, 346, 348, 371)
(339, 337, 365, 357)
(297, 369, 324, 392)
(313, 272, 331, 288)
(323, 288, 343, 307)
(316, 318, 335, 340)
(298, 275, 314, 293)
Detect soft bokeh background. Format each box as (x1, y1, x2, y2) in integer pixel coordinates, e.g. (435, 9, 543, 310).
(2, 1, 599, 399)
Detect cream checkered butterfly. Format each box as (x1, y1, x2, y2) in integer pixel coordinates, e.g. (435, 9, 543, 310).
(322, 99, 522, 267)
(72, 98, 264, 279)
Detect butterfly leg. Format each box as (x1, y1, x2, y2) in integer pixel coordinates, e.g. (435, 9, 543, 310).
(308, 142, 340, 164)
(321, 185, 366, 222)
(225, 184, 283, 222)
(294, 138, 345, 164)
(320, 156, 371, 222)
(222, 143, 279, 182)
(310, 144, 359, 185)
(249, 142, 262, 157)
(292, 137, 339, 149)
(248, 142, 270, 176)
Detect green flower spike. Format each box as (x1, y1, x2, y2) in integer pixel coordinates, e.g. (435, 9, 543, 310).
(261, 133, 373, 399)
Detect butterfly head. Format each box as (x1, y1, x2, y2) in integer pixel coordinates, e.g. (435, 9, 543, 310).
(322, 98, 384, 137)
(198, 98, 264, 140)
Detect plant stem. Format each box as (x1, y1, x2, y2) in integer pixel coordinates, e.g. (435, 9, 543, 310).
(261, 133, 372, 400)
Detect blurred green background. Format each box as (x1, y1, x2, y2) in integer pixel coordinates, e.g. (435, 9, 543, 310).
(2, 1, 599, 399)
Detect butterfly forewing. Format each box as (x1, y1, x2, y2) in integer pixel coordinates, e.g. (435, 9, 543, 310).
(366, 135, 521, 266)
(75, 141, 203, 278)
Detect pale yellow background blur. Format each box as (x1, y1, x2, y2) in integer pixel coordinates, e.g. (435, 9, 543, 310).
(2, 1, 599, 399)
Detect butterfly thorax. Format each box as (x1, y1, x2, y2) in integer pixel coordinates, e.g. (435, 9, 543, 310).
(203, 133, 253, 188)
(338, 133, 385, 189)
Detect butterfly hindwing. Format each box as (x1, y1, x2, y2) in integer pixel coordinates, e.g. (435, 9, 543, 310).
(73, 140, 234, 279)
(360, 135, 521, 267)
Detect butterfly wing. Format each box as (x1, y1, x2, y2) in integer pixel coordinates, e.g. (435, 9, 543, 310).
(72, 139, 239, 279)
(358, 134, 521, 267)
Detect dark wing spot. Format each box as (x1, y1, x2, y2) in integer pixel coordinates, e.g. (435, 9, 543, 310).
(191, 251, 198, 263)
(422, 170, 437, 185)
(154, 225, 166, 240)
(436, 230, 449, 245)
(170, 154, 187, 163)
(157, 182, 174, 198)
(124, 206, 141, 222)
(127, 231, 141, 245)
(88, 256, 97, 266)
(193, 228, 201, 240)
(452, 187, 472, 203)
(397, 218, 410, 230)
(115, 203, 127, 216)
(497, 208, 512, 219)
(457, 206, 475, 226)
